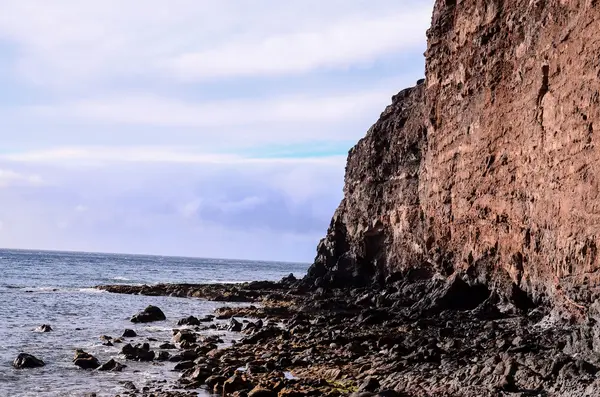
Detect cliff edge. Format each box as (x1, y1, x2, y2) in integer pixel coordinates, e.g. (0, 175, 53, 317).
(306, 0, 600, 311)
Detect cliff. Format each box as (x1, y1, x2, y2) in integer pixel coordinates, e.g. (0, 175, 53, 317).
(306, 0, 600, 309)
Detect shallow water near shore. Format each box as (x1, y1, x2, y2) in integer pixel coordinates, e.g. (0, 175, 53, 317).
(0, 249, 308, 397)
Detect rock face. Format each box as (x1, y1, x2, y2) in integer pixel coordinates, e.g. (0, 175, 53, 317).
(307, 0, 600, 308)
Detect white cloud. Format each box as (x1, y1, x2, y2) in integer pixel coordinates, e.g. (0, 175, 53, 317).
(0, 169, 44, 187)
(0, 156, 345, 261)
(28, 87, 394, 128)
(180, 199, 202, 218)
(0, 0, 432, 86)
(74, 205, 88, 213)
(171, 10, 432, 81)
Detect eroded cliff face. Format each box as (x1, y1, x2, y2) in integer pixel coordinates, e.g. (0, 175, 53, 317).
(307, 0, 600, 307)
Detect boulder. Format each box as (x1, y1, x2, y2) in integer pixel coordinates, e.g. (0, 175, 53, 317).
(130, 305, 166, 323)
(73, 349, 100, 370)
(177, 316, 200, 326)
(98, 358, 126, 372)
(120, 343, 155, 361)
(173, 329, 197, 344)
(228, 317, 243, 332)
(35, 324, 53, 332)
(13, 353, 45, 369)
(122, 329, 137, 337)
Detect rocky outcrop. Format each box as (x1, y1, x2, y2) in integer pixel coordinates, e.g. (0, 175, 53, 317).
(307, 0, 600, 309)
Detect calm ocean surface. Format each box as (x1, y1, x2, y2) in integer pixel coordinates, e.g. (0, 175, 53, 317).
(0, 249, 309, 397)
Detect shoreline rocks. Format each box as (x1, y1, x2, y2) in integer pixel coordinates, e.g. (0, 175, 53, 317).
(91, 277, 600, 396)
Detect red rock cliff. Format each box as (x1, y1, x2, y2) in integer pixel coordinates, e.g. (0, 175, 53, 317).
(307, 0, 600, 307)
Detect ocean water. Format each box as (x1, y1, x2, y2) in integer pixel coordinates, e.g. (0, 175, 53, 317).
(0, 249, 309, 397)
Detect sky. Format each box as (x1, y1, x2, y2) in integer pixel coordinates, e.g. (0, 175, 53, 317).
(0, 0, 434, 262)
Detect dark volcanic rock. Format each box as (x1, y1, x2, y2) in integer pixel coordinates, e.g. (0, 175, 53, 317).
(130, 305, 166, 323)
(121, 343, 155, 361)
(35, 324, 52, 333)
(177, 316, 201, 326)
(228, 318, 242, 332)
(122, 329, 137, 337)
(73, 349, 100, 370)
(13, 353, 45, 369)
(98, 358, 126, 372)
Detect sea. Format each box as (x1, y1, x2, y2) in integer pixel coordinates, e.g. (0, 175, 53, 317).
(0, 249, 309, 397)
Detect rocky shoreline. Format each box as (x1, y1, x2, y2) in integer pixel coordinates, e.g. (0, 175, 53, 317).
(88, 272, 600, 397)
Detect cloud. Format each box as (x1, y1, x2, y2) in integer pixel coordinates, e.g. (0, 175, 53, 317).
(28, 88, 394, 128)
(0, 168, 44, 187)
(171, 10, 432, 81)
(0, 0, 433, 86)
(0, 1, 434, 261)
(0, 156, 344, 261)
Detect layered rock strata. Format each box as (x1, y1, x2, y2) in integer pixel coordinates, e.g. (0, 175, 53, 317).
(307, 0, 600, 309)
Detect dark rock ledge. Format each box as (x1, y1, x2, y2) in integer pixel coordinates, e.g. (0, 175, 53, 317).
(98, 272, 600, 397)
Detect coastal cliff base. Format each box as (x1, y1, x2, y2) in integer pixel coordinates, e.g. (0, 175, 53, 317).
(101, 278, 600, 397)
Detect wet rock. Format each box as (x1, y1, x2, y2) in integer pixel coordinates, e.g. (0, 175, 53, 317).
(159, 342, 176, 349)
(73, 349, 100, 369)
(178, 316, 201, 326)
(228, 318, 243, 332)
(156, 351, 171, 361)
(122, 329, 137, 337)
(35, 324, 53, 332)
(13, 353, 45, 369)
(98, 358, 126, 372)
(121, 343, 155, 361)
(130, 305, 166, 323)
(174, 360, 195, 371)
(173, 329, 197, 344)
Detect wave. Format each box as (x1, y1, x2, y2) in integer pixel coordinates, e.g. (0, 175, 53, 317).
(112, 276, 131, 281)
(78, 288, 106, 294)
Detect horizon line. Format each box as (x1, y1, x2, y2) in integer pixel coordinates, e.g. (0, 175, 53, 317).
(0, 246, 312, 266)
